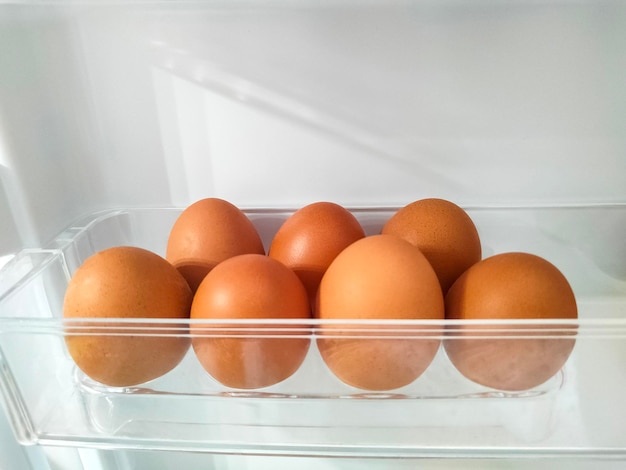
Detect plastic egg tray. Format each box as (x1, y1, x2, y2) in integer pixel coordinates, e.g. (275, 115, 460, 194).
(0, 205, 625, 457)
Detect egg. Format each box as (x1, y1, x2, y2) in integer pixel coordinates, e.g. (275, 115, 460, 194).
(166, 198, 265, 293)
(382, 198, 482, 294)
(63, 246, 193, 387)
(444, 252, 578, 391)
(191, 254, 311, 389)
(268, 201, 365, 305)
(316, 235, 444, 391)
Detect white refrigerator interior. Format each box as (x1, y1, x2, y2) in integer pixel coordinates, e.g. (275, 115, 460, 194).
(1, 0, 626, 469)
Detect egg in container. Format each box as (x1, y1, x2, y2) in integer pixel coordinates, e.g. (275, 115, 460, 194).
(166, 198, 265, 293)
(191, 254, 311, 390)
(444, 252, 578, 391)
(382, 198, 482, 294)
(316, 235, 444, 391)
(63, 246, 193, 387)
(269, 201, 366, 307)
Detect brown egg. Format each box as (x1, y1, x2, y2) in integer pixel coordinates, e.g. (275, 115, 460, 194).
(191, 254, 311, 389)
(382, 198, 481, 294)
(316, 235, 444, 391)
(444, 252, 578, 391)
(166, 198, 265, 293)
(268, 201, 365, 305)
(63, 246, 193, 387)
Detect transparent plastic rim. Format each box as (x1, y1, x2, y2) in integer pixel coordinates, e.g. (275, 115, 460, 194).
(0, 317, 619, 340)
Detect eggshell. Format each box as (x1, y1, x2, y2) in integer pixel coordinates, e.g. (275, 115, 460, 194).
(268, 201, 365, 305)
(166, 198, 265, 293)
(444, 252, 578, 391)
(191, 254, 311, 389)
(63, 246, 193, 387)
(382, 198, 482, 294)
(316, 234, 444, 391)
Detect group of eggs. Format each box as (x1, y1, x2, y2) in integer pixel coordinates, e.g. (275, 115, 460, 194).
(63, 198, 578, 393)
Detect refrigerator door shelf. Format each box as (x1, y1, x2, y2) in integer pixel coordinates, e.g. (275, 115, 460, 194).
(0, 205, 624, 458)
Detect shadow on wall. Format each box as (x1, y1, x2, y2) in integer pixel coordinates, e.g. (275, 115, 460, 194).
(0, 164, 26, 257)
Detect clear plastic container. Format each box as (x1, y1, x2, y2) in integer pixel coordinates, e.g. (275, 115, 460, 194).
(0, 205, 625, 457)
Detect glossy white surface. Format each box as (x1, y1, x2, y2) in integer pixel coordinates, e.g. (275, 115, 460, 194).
(1, 1, 625, 246)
